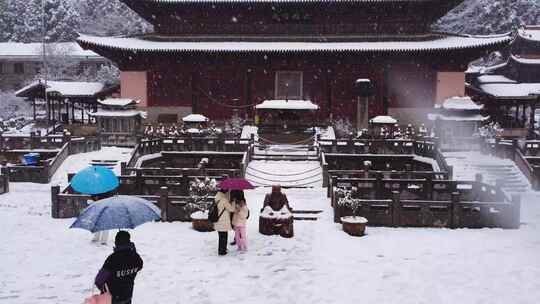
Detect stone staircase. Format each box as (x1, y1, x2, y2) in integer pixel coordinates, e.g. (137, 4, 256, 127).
(246, 144, 325, 220)
(444, 152, 530, 193)
(251, 144, 320, 161)
(89, 159, 119, 170)
(245, 160, 323, 188)
(292, 209, 323, 221)
(246, 143, 323, 188)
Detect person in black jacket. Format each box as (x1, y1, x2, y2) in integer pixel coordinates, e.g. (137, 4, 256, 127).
(94, 231, 143, 304)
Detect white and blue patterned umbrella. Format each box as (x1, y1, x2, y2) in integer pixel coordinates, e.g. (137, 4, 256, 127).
(70, 196, 161, 233)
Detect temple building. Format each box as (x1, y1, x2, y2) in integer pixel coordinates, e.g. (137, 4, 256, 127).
(467, 25, 540, 133)
(78, 0, 511, 123)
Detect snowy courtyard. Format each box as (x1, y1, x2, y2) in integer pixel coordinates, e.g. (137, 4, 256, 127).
(2, 1, 540, 303)
(1, 149, 540, 304)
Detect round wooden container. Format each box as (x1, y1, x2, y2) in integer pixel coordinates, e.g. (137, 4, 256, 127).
(341, 216, 368, 237)
(192, 219, 214, 232)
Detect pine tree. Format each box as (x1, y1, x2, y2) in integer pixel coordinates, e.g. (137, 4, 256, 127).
(44, 0, 80, 42)
(0, 0, 79, 42)
(0, 0, 10, 41)
(9, 0, 42, 42)
(76, 0, 151, 36)
(435, 0, 540, 35)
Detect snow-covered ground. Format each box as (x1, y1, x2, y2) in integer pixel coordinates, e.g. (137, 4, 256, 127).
(50, 146, 133, 187)
(1, 150, 540, 304)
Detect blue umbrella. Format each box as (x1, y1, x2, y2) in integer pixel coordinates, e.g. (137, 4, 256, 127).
(70, 196, 161, 232)
(71, 166, 119, 195)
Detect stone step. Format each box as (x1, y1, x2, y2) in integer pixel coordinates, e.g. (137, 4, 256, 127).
(293, 216, 319, 221)
(251, 155, 319, 161)
(292, 210, 323, 214)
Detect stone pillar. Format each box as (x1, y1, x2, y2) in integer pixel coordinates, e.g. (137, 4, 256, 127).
(450, 191, 460, 229)
(51, 185, 60, 219)
(356, 96, 369, 131)
(1, 167, 9, 193)
(159, 186, 169, 222)
(354, 79, 373, 131)
(120, 162, 127, 176)
(474, 173, 483, 200)
(511, 194, 521, 229)
(391, 191, 400, 227)
(375, 172, 383, 199)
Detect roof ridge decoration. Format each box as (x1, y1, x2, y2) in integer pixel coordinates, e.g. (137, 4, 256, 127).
(518, 26, 540, 42)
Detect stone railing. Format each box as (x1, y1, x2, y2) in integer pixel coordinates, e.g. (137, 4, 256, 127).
(51, 185, 213, 222)
(331, 177, 520, 229)
(3, 136, 101, 183)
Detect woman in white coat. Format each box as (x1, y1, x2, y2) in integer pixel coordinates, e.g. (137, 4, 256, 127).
(214, 189, 235, 255)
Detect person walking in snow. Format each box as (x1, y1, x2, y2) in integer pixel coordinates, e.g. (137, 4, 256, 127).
(90, 190, 115, 245)
(214, 189, 236, 255)
(231, 190, 249, 251)
(94, 231, 143, 304)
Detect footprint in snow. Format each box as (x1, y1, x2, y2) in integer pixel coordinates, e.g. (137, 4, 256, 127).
(382, 271, 399, 279)
(36, 296, 58, 300)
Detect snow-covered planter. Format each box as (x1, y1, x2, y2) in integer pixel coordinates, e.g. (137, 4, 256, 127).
(340, 216, 368, 237)
(259, 206, 294, 238)
(190, 211, 214, 232)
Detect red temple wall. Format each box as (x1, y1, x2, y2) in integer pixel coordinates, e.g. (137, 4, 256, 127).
(143, 54, 427, 122)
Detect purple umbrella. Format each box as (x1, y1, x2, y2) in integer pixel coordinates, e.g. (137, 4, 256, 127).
(218, 178, 255, 190)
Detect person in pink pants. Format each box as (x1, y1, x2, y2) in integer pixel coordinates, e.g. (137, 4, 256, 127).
(231, 190, 249, 251)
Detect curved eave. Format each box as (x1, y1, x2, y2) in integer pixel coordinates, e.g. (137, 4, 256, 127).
(517, 31, 540, 44)
(467, 83, 540, 101)
(77, 34, 512, 55)
(509, 54, 540, 66)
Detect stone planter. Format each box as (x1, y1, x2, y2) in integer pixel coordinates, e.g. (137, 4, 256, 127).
(191, 211, 214, 232)
(341, 216, 368, 237)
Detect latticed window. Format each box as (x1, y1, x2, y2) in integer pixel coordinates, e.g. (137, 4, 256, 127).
(275, 71, 303, 100)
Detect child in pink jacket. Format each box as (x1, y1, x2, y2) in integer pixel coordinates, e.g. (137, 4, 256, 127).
(232, 191, 249, 251)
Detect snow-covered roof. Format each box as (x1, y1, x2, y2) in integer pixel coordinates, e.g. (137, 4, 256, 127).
(89, 110, 145, 117)
(78, 34, 512, 53)
(510, 54, 540, 65)
(442, 96, 483, 111)
(518, 26, 540, 42)
(479, 83, 540, 99)
(476, 75, 517, 84)
(98, 98, 139, 107)
(476, 61, 509, 74)
(15, 80, 106, 97)
(0, 42, 103, 60)
(428, 113, 489, 122)
(255, 100, 319, 110)
(182, 114, 209, 122)
(370, 115, 397, 124)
